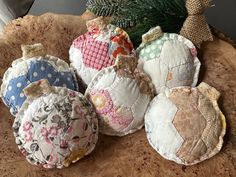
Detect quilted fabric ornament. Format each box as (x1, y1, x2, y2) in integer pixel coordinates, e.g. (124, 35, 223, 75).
(13, 79, 98, 168)
(145, 82, 226, 165)
(0, 43, 78, 116)
(69, 17, 135, 86)
(85, 54, 155, 136)
(137, 26, 201, 94)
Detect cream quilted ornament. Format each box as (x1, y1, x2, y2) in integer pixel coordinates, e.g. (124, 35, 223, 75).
(145, 82, 226, 165)
(137, 26, 201, 94)
(86, 54, 154, 136)
(13, 79, 98, 168)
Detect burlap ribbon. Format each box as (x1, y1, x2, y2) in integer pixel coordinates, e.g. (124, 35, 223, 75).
(180, 0, 213, 46)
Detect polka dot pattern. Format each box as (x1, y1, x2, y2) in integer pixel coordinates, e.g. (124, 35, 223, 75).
(2, 60, 78, 116)
(139, 33, 178, 61)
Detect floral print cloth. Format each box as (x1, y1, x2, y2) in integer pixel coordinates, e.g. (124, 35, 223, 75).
(13, 84, 98, 169)
(0, 56, 78, 116)
(69, 17, 135, 86)
(89, 89, 134, 132)
(85, 54, 154, 136)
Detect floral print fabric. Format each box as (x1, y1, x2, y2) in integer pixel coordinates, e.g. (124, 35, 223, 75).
(85, 65, 153, 136)
(89, 89, 134, 133)
(13, 87, 98, 168)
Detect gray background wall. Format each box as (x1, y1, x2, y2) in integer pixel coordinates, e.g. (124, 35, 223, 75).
(206, 0, 236, 40)
(29, 0, 236, 40)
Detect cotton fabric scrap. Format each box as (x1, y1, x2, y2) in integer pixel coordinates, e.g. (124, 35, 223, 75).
(137, 26, 201, 94)
(13, 79, 98, 168)
(69, 17, 135, 86)
(86, 54, 154, 136)
(145, 82, 226, 165)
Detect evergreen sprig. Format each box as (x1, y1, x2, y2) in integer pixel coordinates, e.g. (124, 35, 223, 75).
(87, 0, 126, 16)
(87, 0, 188, 47)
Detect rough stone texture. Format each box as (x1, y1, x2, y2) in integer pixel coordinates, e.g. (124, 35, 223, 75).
(0, 12, 236, 177)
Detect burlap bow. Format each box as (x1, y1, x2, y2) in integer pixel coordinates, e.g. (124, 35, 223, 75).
(180, 0, 213, 46)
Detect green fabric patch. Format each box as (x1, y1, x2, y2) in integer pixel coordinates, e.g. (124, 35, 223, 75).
(138, 33, 179, 61)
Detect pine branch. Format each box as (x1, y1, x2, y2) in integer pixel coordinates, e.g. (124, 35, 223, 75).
(87, 0, 188, 47)
(87, 0, 129, 16)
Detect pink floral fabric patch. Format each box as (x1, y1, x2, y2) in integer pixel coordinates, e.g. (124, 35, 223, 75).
(13, 88, 98, 169)
(88, 89, 133, 133)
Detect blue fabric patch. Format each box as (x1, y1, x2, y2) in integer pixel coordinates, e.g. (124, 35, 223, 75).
(3, 60, 78, 116)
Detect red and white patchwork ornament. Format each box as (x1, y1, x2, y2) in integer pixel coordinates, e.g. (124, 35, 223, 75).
(70, 17, 135, 86)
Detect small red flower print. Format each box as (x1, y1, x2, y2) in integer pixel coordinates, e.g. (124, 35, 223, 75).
(23, 121, 33, 132)
(49, 126, 59, 136)
(25, 131, 33, 142)
(69, 91, 76, 98)
(20, 149, 28, 156)
(112, 47, 128, 58)
(41, 127, 48, 136)
(41, 127, 51, 144)
(124, 40, 134, 52)
(111, 34, 126, 45)
(60, 139, 69, 149)
(90, 90, 113, 115)
(66, 126, 73, 134)
(109, 107, 134, 131)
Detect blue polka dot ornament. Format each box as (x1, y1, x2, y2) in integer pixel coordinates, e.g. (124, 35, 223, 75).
(0, 43, 79, 116)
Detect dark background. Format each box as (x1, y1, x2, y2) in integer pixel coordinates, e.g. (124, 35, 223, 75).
(206, 0, 236, 40)
(28, 0, 236, 40)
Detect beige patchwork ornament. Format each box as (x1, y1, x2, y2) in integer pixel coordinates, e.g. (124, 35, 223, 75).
(145, 82, 226, 165)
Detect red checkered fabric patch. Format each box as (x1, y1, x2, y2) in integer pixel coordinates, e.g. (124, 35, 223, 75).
(73, 33, 114, 70)
(73, 34, 86, 49)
